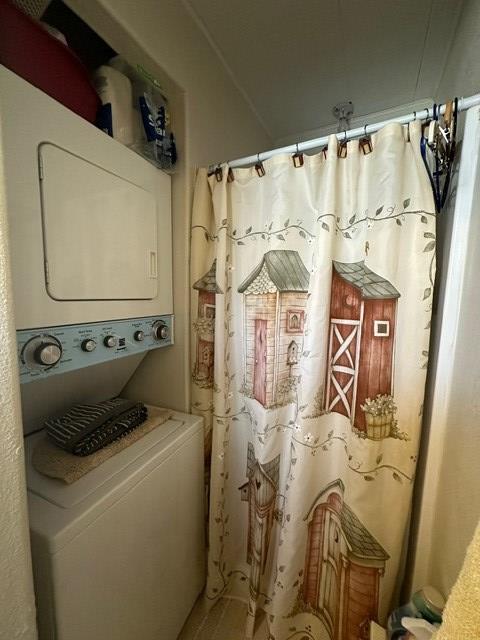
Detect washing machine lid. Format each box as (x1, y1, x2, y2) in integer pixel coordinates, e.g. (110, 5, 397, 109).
(25, 409, 202, 509)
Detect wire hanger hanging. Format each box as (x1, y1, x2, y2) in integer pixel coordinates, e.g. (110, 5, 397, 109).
(421, 98, 458, 212)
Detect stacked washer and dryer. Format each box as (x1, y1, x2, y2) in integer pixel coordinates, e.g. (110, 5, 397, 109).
(0, 66, 204, 639)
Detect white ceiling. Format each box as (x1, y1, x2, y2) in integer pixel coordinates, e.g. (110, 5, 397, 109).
(184, 0, 464, 143)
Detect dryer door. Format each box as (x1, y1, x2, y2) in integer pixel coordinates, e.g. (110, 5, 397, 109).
(40, 143, 158, 300)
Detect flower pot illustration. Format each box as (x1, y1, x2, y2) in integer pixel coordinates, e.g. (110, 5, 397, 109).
(361, 394, 397, 441)
(364, 411, 394, 440)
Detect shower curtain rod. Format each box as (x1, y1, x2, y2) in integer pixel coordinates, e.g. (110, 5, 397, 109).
(226, 93, 480, 169)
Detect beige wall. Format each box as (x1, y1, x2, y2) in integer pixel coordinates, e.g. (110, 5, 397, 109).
(436, 0, 480, 101)
(65, 0, 272, 413)
(0, 128, 37, 637)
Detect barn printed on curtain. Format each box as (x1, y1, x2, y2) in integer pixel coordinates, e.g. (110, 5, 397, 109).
(190, 121, 435, 640)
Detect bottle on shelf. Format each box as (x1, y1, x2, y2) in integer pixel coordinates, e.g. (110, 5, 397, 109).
(387, 586, 445, 639)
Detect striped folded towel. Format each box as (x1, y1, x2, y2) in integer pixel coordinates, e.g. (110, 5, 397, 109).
(45, 398, 148, 456)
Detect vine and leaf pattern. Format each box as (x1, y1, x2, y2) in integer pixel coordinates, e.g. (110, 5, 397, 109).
(193, 198, 433, 245)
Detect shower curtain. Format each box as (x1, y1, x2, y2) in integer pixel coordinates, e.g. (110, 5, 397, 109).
(190, 121, 435, 640)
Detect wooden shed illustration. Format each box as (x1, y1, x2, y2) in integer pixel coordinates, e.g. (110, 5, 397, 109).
(238, 250, 310, 408)
(301, 479, 389, 640)
(239, 443, 280, 598)
(192, 259, 222, 388)
(325, 261, 400, 435)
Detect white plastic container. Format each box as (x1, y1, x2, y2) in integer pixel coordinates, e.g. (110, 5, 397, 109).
(93, 65, 135, 146)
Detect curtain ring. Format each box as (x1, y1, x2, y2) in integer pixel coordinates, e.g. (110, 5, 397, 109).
(344, 130, 348, 143)
(364, 124, 368, 137)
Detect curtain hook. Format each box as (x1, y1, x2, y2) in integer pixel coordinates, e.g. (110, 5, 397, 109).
(292, 142, 304, 167)
(338, 131, 348, 158)
(360, 124, 372, 155)
(214, 163, 223, 182)
(255, 153, 265, 177)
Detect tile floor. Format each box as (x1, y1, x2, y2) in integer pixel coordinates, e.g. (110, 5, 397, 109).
(178, 596, 269, 640)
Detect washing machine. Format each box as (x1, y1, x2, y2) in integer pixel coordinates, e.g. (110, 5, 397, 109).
(24, 411, 205, 640)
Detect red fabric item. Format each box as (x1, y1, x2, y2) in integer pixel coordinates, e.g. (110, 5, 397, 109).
(0, 0, 100, 123)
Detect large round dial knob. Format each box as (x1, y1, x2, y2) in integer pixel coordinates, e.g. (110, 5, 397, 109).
(134, 330, 145, 342)
(81, 339, 97, 352)
(103, 335, 118, 348)
(152, 322, 169, 341)
(21, 335, 63, 369)
(34, 342, 62, 366)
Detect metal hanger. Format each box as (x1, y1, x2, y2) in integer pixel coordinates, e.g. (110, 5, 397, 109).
(420, 99, 457, 212)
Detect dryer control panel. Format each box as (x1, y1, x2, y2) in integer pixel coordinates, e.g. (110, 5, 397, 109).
(17, 315, 173, 384)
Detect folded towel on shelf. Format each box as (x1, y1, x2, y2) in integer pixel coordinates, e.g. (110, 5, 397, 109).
(34, 405, 173, 484)
(45, 397, 148, 456)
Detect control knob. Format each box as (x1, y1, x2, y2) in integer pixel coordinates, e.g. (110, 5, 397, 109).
(35, 342, 62, 366)
(152, 322, 169, 341)
(81, 339, 97, 352)
(104, 335, 118, 348)
(21, 335, 63, 369)
(134, 330, 145, 342)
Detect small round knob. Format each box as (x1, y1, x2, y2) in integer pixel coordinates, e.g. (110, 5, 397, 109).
(134, 330, 145, 342)
(81, 339, 97, 352)
(34, 342, 62, 366)
(154, 324, 169, 340)
(104, 335, 118, 348)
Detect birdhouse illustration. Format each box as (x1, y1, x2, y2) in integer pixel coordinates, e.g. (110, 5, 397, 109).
(325, 261, 400, 437)
(301, 479, 389, 640)
(239, 443, 280, 598)
(192, 260, 223, 388)
(238, 250, 310, 408)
